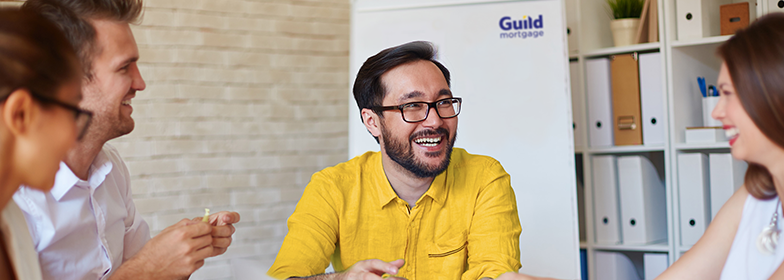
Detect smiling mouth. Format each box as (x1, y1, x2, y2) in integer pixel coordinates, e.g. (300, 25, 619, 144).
(414, 136, 442, 147)
(725, 127, 739, 140)
(121, 100, 132, 106)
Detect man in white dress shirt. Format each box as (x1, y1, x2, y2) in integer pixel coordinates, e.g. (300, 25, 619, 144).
(12, 0, 241, 279)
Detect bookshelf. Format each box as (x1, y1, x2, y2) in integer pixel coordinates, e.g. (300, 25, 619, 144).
(0, 0, 23, 7)
(567, 0, 777, 278)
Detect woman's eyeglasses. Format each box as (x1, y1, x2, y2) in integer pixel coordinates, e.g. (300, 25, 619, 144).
(29, 91, 93, 141)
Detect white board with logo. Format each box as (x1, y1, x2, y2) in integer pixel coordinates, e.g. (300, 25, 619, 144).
(349, 0, 578, 279)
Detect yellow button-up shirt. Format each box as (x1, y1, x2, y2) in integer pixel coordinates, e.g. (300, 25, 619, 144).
(268, 148, 522, 280)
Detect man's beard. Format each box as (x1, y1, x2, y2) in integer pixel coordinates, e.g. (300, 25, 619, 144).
(86, 111, 134, 143)
(380, 123, 456, 178)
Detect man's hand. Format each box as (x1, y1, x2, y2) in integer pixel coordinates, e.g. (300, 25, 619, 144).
(339, 259, 406, 280)
(111, 219, 213, 280)
(191, 211, 240, 257)
(492, 272, 560, 280)
(291, 259, 407, 280)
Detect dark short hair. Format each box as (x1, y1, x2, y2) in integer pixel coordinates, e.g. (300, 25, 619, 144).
(353, 41, 451, 115)
(717, 13, 784, 200)
(22, 0, 143, 79)
(353, 41, 451, 142)
(0, 8, 80, 102)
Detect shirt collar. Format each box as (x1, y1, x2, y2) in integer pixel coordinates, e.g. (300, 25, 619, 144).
(50, 162, 80, 201)
(375, 153, 398, 209)
(88, 149, 114, 189)
(423, 170, 448, 206)
(375, 152, 450, 209)
(49, 149, 114, 201)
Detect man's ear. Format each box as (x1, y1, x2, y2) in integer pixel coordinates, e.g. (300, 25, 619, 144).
(361, 108, 382, 138)
(3, 89, 36, 139)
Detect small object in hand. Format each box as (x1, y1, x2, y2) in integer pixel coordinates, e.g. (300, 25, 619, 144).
(203, 208, 210, 222)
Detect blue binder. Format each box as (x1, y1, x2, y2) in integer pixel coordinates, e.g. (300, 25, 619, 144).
(581, 249, 588, 280)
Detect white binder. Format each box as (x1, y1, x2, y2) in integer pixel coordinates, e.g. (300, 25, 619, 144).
(639, 52, 665, 146)
(677, 153, 711, 246)
(643, 253, 669, 280)
(767, 0, 784, 14)
(595, 251, 642, 280)
(618, 155, 667, 244)
(592, 155, 621, 244)
(586, 58, 614, 147)
(565, 0, 579, 55)
(675, 0, 732, 40)
(570, 61, 586, 149)
(709, 153, 748, 219)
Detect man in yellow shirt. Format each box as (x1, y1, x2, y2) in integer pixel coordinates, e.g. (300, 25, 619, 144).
(269, 41, 547, 280)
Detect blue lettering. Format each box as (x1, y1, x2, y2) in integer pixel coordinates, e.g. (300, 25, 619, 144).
(513, 20, 523, 30)
(499, 15, 544, 33)
(499, 30, 545, 39)
(499, 16, 512, 31)
(534, 14, 544, 28)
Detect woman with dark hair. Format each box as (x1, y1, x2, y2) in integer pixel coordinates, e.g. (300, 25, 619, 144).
(656, 13, 784, 280)
(0, 8, 92, 279)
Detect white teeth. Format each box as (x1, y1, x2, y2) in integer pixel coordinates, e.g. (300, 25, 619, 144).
(121, 100, 132, 105)
(414, 137, 442, 146)
(725, 127, 739, 139)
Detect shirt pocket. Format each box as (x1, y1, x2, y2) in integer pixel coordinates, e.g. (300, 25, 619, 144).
(428, 230, 467, 275)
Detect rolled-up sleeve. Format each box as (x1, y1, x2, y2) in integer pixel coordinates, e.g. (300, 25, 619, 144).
(268, 171, 342, 279)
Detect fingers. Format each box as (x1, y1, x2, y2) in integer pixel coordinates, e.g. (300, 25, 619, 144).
(212, 236, 232, 249)
(210, 247, 227, 257)
(209, 224, 233, 257)
(184, 220, 212, 237)
(495, 272, 538, 280)
(210, 211, 241, 225)
(186, 231, 213, 249)
(388, 259, 405, 269)
(212, 224, 235, 237)
(354, 259, 401, 275)
(192, 259, 206, 272)
(193, 241, 214, 260)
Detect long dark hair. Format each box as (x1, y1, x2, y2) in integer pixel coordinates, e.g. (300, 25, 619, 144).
(0, 8, 80, 102)
(717, 13, 784, 199)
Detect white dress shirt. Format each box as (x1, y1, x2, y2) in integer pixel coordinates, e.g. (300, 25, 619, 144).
(1, 200, 43, 280)
(13, 143, 150, 280)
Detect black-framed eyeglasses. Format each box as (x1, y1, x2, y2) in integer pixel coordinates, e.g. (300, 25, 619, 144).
(29, 91, 93, 141)
(372, 97, 462, 123)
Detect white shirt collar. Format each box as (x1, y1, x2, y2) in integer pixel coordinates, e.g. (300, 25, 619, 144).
(50, 150, 115, 201)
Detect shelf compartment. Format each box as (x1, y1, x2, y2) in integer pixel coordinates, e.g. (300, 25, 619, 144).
(592, 241, 670, 252)
(583, 43, 661, 58)
(669, 43, 723, 144)
(675, 142, 731, 150)
(671, 35, 733, 48)
(588, 145, 666, 154)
